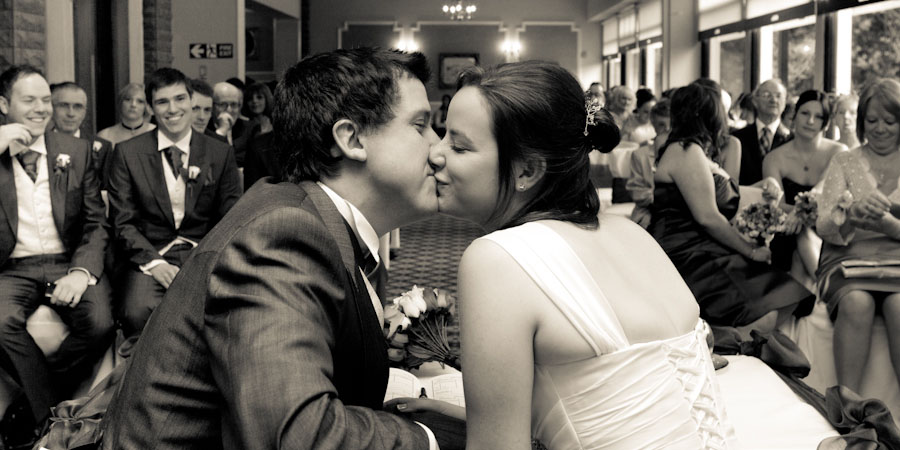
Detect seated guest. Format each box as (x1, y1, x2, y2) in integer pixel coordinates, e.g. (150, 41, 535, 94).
(734, 79, 792, 185)
(107, 68, 242, 337)
(97, 83, 156, 146)
(0, 66, 113, 430)
(832, 94, 861, 150)
(50, 81, 113, 188)
(206, 81, 261, 167)
(648, 79, 814, 332)
(622, 88, 657, 145)
(816, 78, 900, 394)
(606, 85, 636, 130)
(189, 78, 214, 134)
(242, 82, 273, 134)
(627, 98, 670, 227)
(729, 92, 756, 132)
(763, 90, 847, 282)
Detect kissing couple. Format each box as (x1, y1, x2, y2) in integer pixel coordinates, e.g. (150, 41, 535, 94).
(104, 47, 734, 449)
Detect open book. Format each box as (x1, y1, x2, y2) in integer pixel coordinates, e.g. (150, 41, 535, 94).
(383, 367, 465, 407)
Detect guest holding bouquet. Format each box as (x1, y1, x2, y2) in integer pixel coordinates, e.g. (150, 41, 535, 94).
(816, 78, 900, 394)
(648, 79, 814, 332)
(763, 90, 846, 285)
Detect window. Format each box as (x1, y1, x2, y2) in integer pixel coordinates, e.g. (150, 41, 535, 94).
(708, 32, 746, 100)
(850, 1, 900, 93)
(767, 18, 815, 96)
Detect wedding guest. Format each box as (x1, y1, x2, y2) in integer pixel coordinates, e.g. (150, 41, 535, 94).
(242, 82, 273, 134)
(104, 48, 463, 449)
(627, 98, 670, 228)
(833, 94, 861, 150)
(0, 66, 113, 434)
(622, 88, 656, 145)
(607, 85, 636, 129)
(763, 90, 846, 283)
(432, 94, 450, 138)
(816, 78, 900, 393)
(106, 68, 242, 337)
(97, 83, 155, 146)
(189, 78, 214, 133)
(390, 60, 736, 448)
(698, 78, 742, 180)
(734, 79, 792, 185)
(729, 92, 755, 132)
(50, 82, 113, 187)
(206, 81, 261, 166)
(648, 80, 814, 332)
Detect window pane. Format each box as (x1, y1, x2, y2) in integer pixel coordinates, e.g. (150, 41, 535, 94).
(852, 5, 900, 92)
(720, 37, 744, 100)
(653, 46, 662, 96)
(773, 24, 814, 96)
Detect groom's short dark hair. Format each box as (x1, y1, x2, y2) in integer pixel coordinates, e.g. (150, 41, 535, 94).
(273, 47, 430, 183)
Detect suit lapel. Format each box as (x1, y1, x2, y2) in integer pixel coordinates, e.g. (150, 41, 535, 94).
(303, 181, 359, 279)
(45, 133, 68, 234)
(183, 133, 208, 221)
(139, 134, 176, 228)
(0, 153, 17, 233)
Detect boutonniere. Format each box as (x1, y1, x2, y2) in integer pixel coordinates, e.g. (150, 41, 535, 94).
(55, 154, 71, 172)
(187, 165, 201, 181)
(92, 141, 102, 153)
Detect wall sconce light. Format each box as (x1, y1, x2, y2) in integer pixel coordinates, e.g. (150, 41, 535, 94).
(501, 40, 522, 56)
(396, 39, 419, 52)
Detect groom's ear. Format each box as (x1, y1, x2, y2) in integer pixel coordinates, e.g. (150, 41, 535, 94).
(514, 157, 547, 191)
(331, 119, 367, 162)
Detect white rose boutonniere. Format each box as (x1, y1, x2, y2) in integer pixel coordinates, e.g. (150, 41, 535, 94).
(187, 165, 201, 181)
(55, 154, 71, 172)
(92, 141, 103, 153)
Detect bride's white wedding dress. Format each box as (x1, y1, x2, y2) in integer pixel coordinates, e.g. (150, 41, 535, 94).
(479, 220, 738, 449)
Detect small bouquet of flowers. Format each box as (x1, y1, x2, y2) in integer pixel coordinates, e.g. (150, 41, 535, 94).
(830, 190, 855, 226)
(384, 285, 461, 370)
(733, 200, 787, 247)
(792, 191, 819, 229)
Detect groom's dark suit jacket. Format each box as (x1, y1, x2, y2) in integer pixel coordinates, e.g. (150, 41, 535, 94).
(103, 180, 430, 449)
(107, 131, 242, 267)
(0, 132, 108, 275)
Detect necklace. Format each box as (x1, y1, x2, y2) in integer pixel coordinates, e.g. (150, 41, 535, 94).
(864, 144, 900, 188)
(121, 120, 144, 132)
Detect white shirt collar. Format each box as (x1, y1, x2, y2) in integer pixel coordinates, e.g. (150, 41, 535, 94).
(756, 118, 781, 137)
(73, 129, 81, 138)
(157, 129, 192, 155)
(317, 182, 380, 263)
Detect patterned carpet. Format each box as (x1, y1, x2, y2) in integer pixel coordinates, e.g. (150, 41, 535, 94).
(385, 214, 484, 300)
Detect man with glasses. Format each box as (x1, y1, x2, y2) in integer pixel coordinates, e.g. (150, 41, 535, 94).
(734, 79, 792, 185)
(50, 82, 113, 187)
(206, 81, 260, 167)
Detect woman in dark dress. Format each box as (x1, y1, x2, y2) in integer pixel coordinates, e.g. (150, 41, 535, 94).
(648, 80, 814, 332)
(763, 90, 847, 287)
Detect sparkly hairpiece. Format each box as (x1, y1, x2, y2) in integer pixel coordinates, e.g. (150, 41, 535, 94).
(584, 100, 602, 136)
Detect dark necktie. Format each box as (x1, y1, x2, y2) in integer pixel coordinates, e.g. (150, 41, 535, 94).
(759, 128, 772, 154)
(163, 146, 184, 179)
(16, 150, 40, 182)
(361, 251, 379, 279)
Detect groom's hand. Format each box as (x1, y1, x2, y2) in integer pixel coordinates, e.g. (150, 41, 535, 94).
(384, 398, 465, 421)
(385, 400, 466, 450)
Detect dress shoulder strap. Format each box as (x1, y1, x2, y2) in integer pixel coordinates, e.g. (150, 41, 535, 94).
(478, 222, 629, 355)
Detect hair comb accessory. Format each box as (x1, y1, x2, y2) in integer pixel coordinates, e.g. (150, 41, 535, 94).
(584, 99, 602, 136)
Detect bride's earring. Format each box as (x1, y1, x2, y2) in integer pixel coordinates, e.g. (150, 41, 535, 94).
(517, 184, 526, 191)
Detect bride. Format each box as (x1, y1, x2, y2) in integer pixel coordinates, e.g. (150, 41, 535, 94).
(390, 61, 736, 449)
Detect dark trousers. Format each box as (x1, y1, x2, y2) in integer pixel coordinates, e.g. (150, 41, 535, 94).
(0, 254, 113, 423)
(117, 244, 193, 337)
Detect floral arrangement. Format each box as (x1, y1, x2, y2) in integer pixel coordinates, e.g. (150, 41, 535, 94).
(384, 285, 461, 370)
(792, 191, 819, 228)
(830, 190, 854, 226)
(187, 165, 201, 181)
(732, 200, 787, 247)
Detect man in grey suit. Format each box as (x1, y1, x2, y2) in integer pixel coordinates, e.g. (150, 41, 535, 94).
(103, 48, 461, 449)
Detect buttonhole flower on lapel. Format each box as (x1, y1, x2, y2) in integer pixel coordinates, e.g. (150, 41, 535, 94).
(187, 165, 201, 182)
(55, 154, 71, 174)
(92, 141, 102, 153)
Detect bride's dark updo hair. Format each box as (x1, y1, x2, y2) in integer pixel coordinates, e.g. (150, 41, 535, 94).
(457, 60, 620, 229)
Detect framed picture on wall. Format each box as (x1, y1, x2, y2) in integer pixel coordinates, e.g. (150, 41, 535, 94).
(439, 53, 479, 89)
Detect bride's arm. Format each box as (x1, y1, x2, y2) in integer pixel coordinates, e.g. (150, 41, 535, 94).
(457, 239, 537, 450)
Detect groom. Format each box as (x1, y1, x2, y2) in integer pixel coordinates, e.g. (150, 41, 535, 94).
(103, 48, 458, 449)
